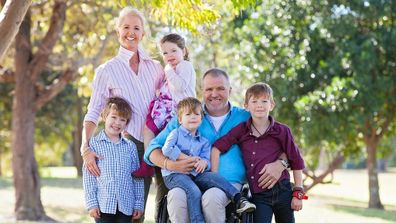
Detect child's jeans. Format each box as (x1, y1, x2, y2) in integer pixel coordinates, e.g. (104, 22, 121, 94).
(94, 209, 132, 223)
(252, 179, 295, 223)
(163, 171, 239, 223)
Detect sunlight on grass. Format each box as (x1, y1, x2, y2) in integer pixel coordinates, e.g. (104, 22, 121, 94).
(40, 166, 78, 178)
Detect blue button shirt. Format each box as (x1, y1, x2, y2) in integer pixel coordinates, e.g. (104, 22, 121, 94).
(145, 103, 251, 184)
(83, 130, 144, 215)
(162, 126, 211, 177)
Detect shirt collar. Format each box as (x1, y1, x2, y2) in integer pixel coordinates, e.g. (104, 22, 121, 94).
(179, 126, 202, 141)
(97, 129, 126, 144)
(117, 45, 152, 64)
(246, 115, 275, 133)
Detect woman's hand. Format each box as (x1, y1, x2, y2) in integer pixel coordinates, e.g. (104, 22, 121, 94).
(83, 149, 103, 176)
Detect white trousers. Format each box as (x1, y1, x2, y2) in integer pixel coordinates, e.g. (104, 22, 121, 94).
(167, 183, 242, 223)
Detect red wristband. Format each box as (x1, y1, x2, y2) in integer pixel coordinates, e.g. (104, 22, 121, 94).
(292, 190, 308, 200)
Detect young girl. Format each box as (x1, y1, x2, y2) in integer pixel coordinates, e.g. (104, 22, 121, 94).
(212, 83, 307, 223)
(133, 33, 196, 177)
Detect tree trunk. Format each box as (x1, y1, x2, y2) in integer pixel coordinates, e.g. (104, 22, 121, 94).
(72, 94, 83, 177)
(0, 0, 32, 61)
(11, 10, 48, 221)
(365, 137, 384, 209)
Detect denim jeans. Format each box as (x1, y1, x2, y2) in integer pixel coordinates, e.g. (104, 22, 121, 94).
(94, 209, 132, 223)
(252, 179, 294, 223)
(163, 171, 239, 223)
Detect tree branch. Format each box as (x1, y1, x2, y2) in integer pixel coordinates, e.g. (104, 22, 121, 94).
(304, 152, 345, 191)
(29, 0, 66, 81)
(0, 65, 15, 83)
(0, 0, 32, 62)
(34, 63, 78, 111)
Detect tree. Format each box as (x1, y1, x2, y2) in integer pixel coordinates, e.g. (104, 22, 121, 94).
(1, 0, 257, 220)
(0, 0, 32, 61)
(222, 0, 395, 209)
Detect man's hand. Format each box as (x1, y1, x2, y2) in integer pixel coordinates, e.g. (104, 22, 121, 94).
(132, 210, 143, 220)
(194, 158, 207, 173)
(89, 208, 100, 219)
(168, 156, 197, 174)
(258, 160, 285, 189)
(83, 149, 103, 176)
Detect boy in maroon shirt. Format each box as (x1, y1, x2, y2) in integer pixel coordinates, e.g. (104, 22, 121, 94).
(211, 82, 306, 223)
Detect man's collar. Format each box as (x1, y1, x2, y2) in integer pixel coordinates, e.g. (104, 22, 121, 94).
(202, 101, 233, 116)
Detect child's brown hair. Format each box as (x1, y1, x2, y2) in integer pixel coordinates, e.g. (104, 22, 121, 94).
(177, 97, 203, 120)
(244, 82, 274, 105)
(101, 97, 132, 124)
(160, 33, 189, 61)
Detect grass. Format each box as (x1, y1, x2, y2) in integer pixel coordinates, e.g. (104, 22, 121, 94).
(1, 167, 395, 223)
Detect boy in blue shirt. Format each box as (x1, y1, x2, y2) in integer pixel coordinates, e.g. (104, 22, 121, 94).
(161, 97, 256, 223)
(83, 97, 144, 223)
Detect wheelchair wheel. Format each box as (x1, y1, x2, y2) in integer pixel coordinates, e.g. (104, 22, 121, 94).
(241, 211, 254, 223)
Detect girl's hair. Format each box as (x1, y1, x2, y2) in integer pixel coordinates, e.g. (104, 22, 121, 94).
(244, 82, 274, 105)
(160, 33, 189, 61)
(101, 97, 132, 124)
(116, 7, 147, 33)
(177, 97, 203, 119)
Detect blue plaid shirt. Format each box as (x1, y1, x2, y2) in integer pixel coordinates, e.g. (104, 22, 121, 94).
(161, 126, 211, 177)
(83, 130, 144, 215)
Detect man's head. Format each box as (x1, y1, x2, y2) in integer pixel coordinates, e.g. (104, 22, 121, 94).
(201, 68, 232, 117)
(177, 97, 203, 132)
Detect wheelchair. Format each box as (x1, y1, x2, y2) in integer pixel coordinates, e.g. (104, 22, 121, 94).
(157, 184, 254, 223)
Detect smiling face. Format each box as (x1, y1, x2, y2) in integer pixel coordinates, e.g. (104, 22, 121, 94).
(116, 14, 145, 51)
(244, 94, 275, 120)
(104, 109, 128, 142)
(202, 73, 231, 117)
(160, 41, 185, 67)
(178, 107, 202, 134)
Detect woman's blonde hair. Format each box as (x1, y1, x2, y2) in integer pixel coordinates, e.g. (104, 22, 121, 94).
(116, 7, 147, 32)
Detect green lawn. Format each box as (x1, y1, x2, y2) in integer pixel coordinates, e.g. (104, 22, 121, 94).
(1, 167, 395, 223)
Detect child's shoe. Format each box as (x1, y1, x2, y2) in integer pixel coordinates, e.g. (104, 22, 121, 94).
(236, 197, 256, 213)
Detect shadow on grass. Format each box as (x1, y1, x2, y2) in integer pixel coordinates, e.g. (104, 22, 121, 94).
(0, 177, 82, 189)
(0, 177, 13, 189)
(327, 198, 396, 222)
(41, 177, 82, 189)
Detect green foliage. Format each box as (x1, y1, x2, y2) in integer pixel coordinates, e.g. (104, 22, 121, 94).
(220, 0, 396, 170)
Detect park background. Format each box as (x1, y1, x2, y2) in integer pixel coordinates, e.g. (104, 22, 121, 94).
(0, 0, 395, 222)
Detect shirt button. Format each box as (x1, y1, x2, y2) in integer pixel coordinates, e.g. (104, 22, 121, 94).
(255, 140, 258, 143)
(250, 164, 254, 167)
(252, 152, 256, 155)
(251, 176, 254, 179)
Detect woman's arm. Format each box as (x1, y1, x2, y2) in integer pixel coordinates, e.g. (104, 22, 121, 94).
(81, 121, 103, 176)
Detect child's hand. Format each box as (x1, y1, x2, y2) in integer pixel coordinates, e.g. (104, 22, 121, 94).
(132, 210, 143, 220)
(195, 158, 207, 173)
(291, 197, 303, 211)
(164, 64, 175, 73)
(89, 208, 101, 219)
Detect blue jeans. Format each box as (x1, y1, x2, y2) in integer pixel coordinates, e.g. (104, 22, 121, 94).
(94, 209, 132, 223)
(252, 179, 294, 223)
(163, 171, 239, 223)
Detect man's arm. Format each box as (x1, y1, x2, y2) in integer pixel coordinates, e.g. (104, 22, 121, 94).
(144, 117, 197, 173)
(258, 153, 287, 189)
(81, 121, 102, 176)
